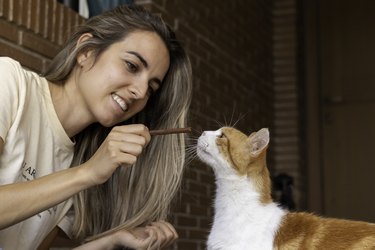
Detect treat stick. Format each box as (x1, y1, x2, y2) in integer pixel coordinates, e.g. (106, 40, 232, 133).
(150, 127, 192, 136)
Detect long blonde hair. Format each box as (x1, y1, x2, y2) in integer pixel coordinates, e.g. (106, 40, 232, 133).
(43, 5, 192, 240)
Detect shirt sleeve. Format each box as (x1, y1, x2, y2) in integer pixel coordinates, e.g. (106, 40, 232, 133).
(0, 57, 23, 142)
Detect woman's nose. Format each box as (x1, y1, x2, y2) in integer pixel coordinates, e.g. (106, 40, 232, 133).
(129, 81, 148, 100)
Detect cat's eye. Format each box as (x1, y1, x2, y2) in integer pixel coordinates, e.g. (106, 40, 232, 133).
(218, 133, 226, 139)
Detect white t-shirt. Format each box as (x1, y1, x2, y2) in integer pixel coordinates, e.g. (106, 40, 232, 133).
(0, 57, 75, 250)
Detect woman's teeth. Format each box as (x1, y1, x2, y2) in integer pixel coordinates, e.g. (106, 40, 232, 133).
(112, 94, 127, 112)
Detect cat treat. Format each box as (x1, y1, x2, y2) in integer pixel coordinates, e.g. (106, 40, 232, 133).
(149, 127, 192, 136)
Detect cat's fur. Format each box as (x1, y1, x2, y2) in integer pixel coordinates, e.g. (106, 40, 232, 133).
(197, 127, 375, 250)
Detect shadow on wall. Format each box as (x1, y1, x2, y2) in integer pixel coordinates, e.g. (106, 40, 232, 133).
(273, 173, 296, 210)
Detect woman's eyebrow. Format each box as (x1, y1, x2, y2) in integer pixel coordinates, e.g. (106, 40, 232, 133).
(127, 51, 163, 85)
(126, 51, 148, 68)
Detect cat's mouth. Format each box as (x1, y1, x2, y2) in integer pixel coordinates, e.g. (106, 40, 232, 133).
(197, 138, 210, 160)
(197, 139, 209, 152)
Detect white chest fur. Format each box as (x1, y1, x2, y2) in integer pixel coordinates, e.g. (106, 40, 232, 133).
(197, 128, 284, 249)
(207, 177, 286, 250)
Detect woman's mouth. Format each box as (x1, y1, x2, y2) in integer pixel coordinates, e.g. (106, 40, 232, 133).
(111, 93, 128, 112)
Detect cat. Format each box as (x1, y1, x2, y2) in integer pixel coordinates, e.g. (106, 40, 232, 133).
(196, 127, 375, 250)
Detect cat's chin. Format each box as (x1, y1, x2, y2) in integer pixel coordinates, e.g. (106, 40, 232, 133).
(196, 149, 210, 164)
(197, 149, 217, 169)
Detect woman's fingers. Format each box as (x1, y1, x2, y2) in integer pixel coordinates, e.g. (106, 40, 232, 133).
(146, 221, 178, 249)
(83, 124, 151, 185)
(108, 140, 143, 158)
(111, 124, 151, 145)
(113, 221, 178, 250)
(108, 131, 148, 146)
(160, 221, 179, 247)
(106, 133, 149, 167)
(114, 229, 152, 250)
(104, 124, 151, 166)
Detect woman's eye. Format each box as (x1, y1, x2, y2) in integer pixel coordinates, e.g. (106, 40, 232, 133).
(147, 82, 160, 97)
(126, 61, 138, 73)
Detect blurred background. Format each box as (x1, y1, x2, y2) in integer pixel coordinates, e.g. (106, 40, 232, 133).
(1, 0, 374, 249)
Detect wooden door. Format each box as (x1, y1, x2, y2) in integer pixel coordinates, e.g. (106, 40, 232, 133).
(318, 0, 375, 222)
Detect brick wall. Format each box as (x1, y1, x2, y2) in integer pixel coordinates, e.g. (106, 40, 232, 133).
(0, 0, 85, 71)
(136, 1, 274, 249)
(0, 0, 278, 249)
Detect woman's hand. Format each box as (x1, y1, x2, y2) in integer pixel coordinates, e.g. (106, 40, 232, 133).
(73, 221, 178, 250)
(82, 124, 151, 185)
(115, 221, 178, 249)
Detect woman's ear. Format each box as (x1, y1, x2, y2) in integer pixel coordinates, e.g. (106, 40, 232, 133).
(76, 33, 94, 67)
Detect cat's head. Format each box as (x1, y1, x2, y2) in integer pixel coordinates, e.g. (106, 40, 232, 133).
(197, 127, 272, 202)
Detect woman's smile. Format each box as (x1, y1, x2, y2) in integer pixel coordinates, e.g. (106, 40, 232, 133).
(111, 93, 128, 112)
(75, 31, 170, 127)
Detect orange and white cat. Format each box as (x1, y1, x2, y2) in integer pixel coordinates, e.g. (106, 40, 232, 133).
(197, 127, 375, 250)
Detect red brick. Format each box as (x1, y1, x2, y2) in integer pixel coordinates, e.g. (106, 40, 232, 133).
(22, 0, 31, 28)
(13, 1, 23, 25)
(0, 0, 4, 17)
(190, 229, 208, 240)
(2, 0, 12, 21)
(183, 168, 198, 180)
(55, 2, 63, 45)
(176, 241, 200, 250)
(172, 202, 188, 213)
(188, 181, 208, 194)
(177, 215, 197, 227)
(0, 39, 43, 72)
(181, 191, 199, 204)
(45, 0, 56, 41)
(67, 8, 77, 36)
(190, 204, 209, 216)
(30, 0, 42, 33)
(200, 217, 213, 229)
(20, 30, 60, 58)
(175, 228, 189, 239)
(199, 172, 214, 183)
(177, 22, 199, 44)
(0, 19, 18, 42)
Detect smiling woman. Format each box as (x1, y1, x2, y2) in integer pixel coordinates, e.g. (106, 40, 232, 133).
(65, 30, 170, 127)
(0, 4, 192, 250)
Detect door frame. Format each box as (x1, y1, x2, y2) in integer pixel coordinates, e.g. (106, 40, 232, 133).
(302, 0, 324, 214)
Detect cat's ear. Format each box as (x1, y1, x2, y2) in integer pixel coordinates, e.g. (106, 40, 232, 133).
(248, 128, 269, 157)
(249, 132, 257, 138)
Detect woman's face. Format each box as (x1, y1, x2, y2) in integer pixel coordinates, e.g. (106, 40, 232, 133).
(76, 31, 170, 127)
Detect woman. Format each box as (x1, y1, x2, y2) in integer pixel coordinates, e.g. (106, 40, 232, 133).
(0, 4, 192, 249)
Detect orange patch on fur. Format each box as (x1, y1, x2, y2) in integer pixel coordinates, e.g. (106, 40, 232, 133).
(217, 127, 272, 204)
(274, 212, 375, 249)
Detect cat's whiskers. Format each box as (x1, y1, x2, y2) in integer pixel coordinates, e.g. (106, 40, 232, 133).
(214, 119, 225, 128)
(183, 136, 200, 167)
(184, 148, 199, 167)
(230, 112, 247, 128)
(228, 104, 237, 127)
(190, 127, 202, 135)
